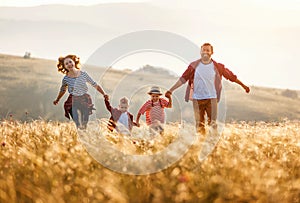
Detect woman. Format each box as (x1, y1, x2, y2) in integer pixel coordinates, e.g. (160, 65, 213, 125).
(53, 54, 108, 129)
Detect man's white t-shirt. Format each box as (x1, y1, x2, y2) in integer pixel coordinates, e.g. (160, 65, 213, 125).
(193, 61, 217, 100)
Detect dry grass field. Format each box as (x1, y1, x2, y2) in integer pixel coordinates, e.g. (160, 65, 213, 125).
(0, 120, 299, 203)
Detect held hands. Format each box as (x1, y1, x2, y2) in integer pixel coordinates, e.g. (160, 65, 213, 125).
(165, 90, 172, 98)
(103, 94, 109, 101)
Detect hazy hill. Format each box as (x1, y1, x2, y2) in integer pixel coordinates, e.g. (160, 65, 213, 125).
(0, 54, 299, 122)
(0, 3, 180, 60)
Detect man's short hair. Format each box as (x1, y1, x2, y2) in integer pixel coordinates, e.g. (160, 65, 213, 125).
(201, 43, 213, 53)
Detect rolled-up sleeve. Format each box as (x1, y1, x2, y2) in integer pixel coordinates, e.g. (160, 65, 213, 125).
(219, 63, 237, 82)
(179, 65, 194, 84)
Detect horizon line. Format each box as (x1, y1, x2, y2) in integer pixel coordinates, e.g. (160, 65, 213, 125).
(0, 52, 299, 92)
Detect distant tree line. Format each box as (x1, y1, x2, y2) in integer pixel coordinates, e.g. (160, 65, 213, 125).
(24, 52, 31, 59)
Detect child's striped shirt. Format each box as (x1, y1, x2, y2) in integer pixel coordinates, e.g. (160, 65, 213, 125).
(138, 98, 169, 125)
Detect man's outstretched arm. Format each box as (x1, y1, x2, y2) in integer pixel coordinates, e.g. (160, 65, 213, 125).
(165, 79, 184, 97)
(235, 79, 250, 93)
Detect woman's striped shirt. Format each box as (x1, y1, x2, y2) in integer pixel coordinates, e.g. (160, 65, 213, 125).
(60, 71, 97, 96)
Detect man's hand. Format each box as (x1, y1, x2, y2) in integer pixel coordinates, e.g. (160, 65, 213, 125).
(243, 85, 250, 93)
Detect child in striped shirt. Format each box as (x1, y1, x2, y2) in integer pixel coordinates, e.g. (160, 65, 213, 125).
(136, 86, 172, 134)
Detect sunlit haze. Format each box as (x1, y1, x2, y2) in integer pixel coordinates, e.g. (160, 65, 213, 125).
(0, 0, 299, 90)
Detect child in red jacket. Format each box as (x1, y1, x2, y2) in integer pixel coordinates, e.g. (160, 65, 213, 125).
(105, 96, 136, 135)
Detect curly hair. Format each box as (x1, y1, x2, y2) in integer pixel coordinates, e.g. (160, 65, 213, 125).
(57, 54, 80, 74)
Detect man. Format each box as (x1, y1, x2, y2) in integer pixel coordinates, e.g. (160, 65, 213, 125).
(165, 43, 250, 135)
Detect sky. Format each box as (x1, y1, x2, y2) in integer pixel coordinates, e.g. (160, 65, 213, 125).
(0, 0, 149, 7)
(0, 0, 300, 90)
(1, 0, 299, 11)
(1, 0, 299, 9)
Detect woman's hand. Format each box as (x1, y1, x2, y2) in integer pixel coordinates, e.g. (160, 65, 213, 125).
(53, 99, 59, 105)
